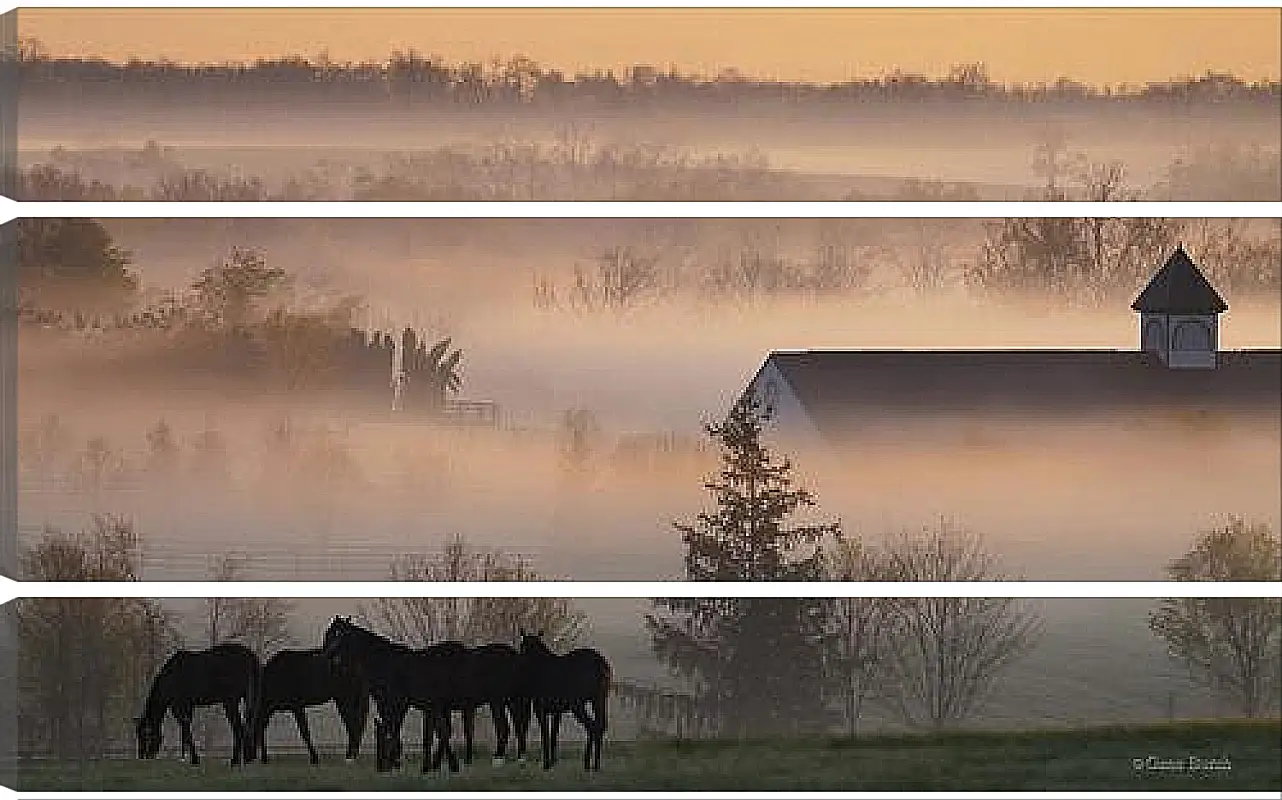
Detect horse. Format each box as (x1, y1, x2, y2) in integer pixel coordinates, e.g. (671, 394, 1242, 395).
(444, 642, 534, 766)
(135, 642, 261, 767)
(253, 648, 370, 765)
(321, 616, 462, 773)
(518, 631, 611, 771)
(365, 643, 529, 770)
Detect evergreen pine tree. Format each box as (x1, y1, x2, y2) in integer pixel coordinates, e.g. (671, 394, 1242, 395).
(647, 392, 841, 736)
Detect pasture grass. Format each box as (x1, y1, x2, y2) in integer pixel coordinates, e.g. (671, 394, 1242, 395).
(19, 719, 1280, 791)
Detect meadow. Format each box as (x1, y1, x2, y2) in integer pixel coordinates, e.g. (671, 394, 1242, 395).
(20, 721, 1282, 792)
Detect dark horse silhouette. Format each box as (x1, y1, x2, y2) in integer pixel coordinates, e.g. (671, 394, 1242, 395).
(321, 616, 461, 773)
(253, 648, 370, 765)
(454, 642, 534, 766)
(368, 642, 533, 771)
(519, 631, 611, 771)
(135, 642, 261, 766)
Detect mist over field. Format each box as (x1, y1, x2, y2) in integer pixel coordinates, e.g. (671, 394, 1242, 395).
(15, 51, 1281, 201)
(16, 218, 1281, 583)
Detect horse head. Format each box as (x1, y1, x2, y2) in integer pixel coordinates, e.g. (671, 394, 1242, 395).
(322, 616, 355, 651)
(518, 629, 554, 659)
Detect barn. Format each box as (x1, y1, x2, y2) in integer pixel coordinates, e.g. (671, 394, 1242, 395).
(742, 247, 1282, 448)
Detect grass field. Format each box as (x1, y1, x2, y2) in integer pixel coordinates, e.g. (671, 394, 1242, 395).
(20, 721, 1281, 792)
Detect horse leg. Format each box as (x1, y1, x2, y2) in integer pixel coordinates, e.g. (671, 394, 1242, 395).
(591, 698, 605, 772)
(536, 708, 552, 770)
(294, 708, 319, 765)
(490, 701, 510, 765)
(543, 710, 563, 770)
(440, 710, 460, 773)
(177, 710, 199, 766)
(257, 707, 271, 764)
(462, 705, 476, 765)
(421, 708, 435, 773)
(570, 703, 594, 771)
(389, 705, 407, 770)
(342, 695, 368, 761)
(511, 699, 531, 764)
(224, 700, 246, 766)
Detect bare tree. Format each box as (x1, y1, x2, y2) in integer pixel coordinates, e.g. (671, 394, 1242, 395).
(203, 553, 295, 656)
(1148, 518, 1282, 718)
(199, 554, 294, 754)
(825, 539, 897, 735)
(145, 418, 180, 474)
(190, 247, 290, 330)
(17, 517, 181, 759)
(1183, 218, 1282, 295)
(69, 435, 129, 494)
(569, 246, 662, 313)
(363, 534, 587, 648)
(873, 519, 1043, 730)
(559, 408, 603, 480)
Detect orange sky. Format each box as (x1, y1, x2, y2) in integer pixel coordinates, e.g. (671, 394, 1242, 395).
(20, 8, 1282, 85)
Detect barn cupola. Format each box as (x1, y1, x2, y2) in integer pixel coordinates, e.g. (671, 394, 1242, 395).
(1132, 246, 1228, 369)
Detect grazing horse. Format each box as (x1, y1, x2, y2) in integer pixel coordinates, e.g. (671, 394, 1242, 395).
(321, 616, 462, 773)
(253, 648, 370, 765)
(135, 642, 261, 767)
(519, 632, 611, 771)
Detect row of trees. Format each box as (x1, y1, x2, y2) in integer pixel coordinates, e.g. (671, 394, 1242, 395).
(529, 216, 1278, 315)
(16, 43, 1278, 107)
(17, 141, 787, 203)
(19, 135, 1280, 204)
(18, 226, 466, 403)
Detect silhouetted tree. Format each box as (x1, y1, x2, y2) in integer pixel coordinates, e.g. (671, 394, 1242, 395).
(16, 218, 137, 308)
(363, 534, 587, 648)
(17, 517, 181, 758)
(190, 247, 290, 330)
(145, 418, 179, 474)
(970, 148, 1179, 301)
(648, 392, 841, 736)
(202, 553, 295, 657)
(824, 539, 896, 735)
(873, 519, 1042, 730)
(559, 408, 602, 479)
(198, 554, 294, 753)
(1149, 518, 1282, 718)
(569, 247, 662, 313)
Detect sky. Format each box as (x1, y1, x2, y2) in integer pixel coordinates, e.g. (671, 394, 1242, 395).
(20, 8, 1282, 86)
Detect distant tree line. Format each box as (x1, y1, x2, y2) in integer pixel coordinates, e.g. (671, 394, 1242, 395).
(17, 134, 1279, 204)
(16, 223, 466, 408)
(15, 44, 1279, 110)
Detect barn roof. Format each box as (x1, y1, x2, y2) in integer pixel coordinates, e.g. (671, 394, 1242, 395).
(756, 349, 1281, 441)
(1131, 247, 1228, 314)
